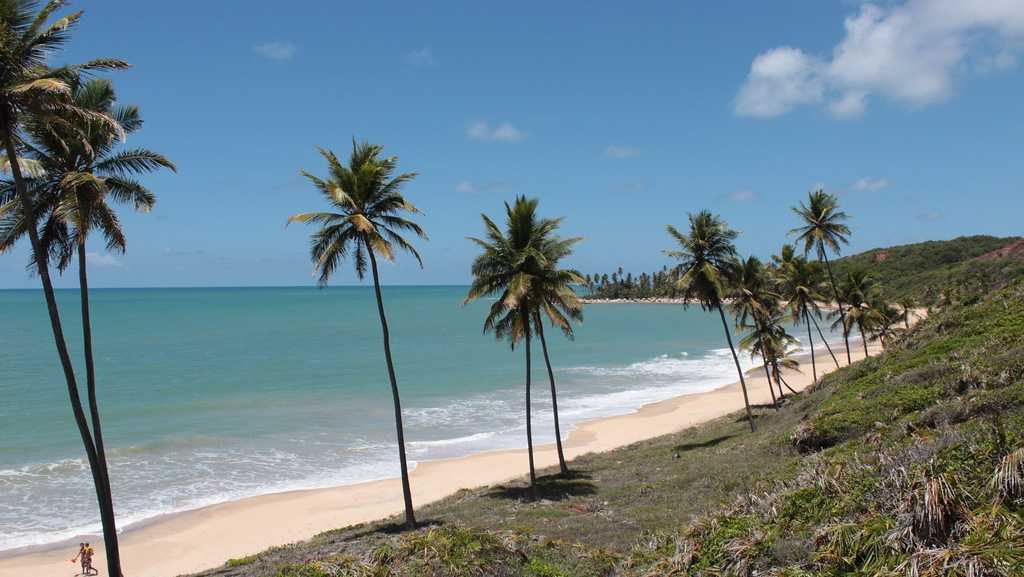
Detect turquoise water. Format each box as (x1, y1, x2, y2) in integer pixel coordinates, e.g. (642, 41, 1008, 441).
(1, 286, 759, 551)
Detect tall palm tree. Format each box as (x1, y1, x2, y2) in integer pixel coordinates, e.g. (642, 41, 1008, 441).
(0, 2, 129, 574)
(789, 190, 853, 364)
(531, 228, 585, 477)
(464, 196, 583, 495)
(665, 210, 756, 431)
(1, 74, 173, 574)
(288, 140, 426, 528)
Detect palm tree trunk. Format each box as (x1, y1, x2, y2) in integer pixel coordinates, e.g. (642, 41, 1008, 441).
(534, 315, 569, 476)
(718, 305, 755, 432)
(2, 129, 123, 577)
(810, 313, 841, 369)
(802, 305, 817, 382)
(778, 372, 798, 394)
(759, 349, 779, 409)
(859, 325, 869, 357)
(366, 247, 416, 528)
(821, 253, 852, 364)
(524, 325, 539, 500)
(78, 242, 123, 576)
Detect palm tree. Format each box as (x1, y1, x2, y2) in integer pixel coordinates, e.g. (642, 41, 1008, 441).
(0, 2, 129, 574)
(789, 190, 853, 364)
(464, 196, 583, 496)
(897, 296, 916, 330)
(869, 295, 902, 349)
(288, 140, 426, 528)
(778, 253, 840, 380)
(531, 228, 585, 477)
(1, 74, 173, 574)
(729, 255, 781, 408)
(739, 308, 801, 400)
(833, 269, 878, 357)
(665, 210, 756, 431)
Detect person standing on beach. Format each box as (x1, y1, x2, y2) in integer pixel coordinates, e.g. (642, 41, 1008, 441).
(77, 543, 87, 574)
(83, 543, 98, 575)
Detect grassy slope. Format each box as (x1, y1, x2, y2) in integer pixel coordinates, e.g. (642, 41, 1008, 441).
(192, 281, 1024, 577)
(829, 235, 1023, 302)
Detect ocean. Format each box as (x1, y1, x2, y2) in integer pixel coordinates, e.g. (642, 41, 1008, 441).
(1, 285, 764, 552)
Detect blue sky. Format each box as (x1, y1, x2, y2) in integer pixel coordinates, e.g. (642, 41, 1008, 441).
(2, 0, 1022, 289)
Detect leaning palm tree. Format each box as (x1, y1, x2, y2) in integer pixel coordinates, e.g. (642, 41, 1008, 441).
(464, 196, 582, 496)
(665, 210, 755, 431)
(0, 2, 129, 574)
(868, 293, 902, 349)
(729, 255, 781, 408)
(833, 269, 878, 358)
(740, 309, 801, 400)
(778, 254, 840, 379)
(897, 295, 917, 330)
(789, 190, 853, 364)
(288, 140, 426, 528)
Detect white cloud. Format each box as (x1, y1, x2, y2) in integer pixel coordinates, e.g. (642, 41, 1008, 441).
(915, 210, 943, 221)
(454, 180, 518, 194)
(88, 252, 123, 267)
(610, 182, 650, 193)
(465, 121, 525, 142)
(406, 46, 438, 68)
(603, 145, 643, 158)
(735, 0, 1024, 118)
(253, 41, 297, 60)
(842, 177, 891, 193)
(734, 47, 825, 117)
(725, 189, 760, 202)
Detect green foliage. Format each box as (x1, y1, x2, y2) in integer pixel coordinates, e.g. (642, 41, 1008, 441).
(621, 281, 1024, 577)
(830, 235, 1022, 303)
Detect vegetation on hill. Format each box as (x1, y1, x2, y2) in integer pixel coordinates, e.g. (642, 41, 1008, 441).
(829, 234, 1023, 303)
(584, 235, 1023, 306)
(191, 279, 1024, 576)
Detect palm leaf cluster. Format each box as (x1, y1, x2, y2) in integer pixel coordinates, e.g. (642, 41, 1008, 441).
(464, 196, 585, 496)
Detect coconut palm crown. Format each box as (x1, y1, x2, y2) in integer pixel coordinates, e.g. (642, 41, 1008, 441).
(289, 141, 426, 285)
(664, 210, 740, 311)
(1, 74, 176, 265)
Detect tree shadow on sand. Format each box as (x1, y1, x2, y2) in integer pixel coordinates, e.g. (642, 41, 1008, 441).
(485, 470, 596, 502)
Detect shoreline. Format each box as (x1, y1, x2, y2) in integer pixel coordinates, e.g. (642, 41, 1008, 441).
(0, 337, 880, 577)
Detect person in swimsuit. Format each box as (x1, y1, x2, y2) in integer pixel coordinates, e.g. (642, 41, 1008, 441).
(82, 543, 98, 575)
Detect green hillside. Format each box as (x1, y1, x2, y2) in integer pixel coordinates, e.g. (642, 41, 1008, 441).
(195, 280, 1024, 576)
(830, 235, 1023, 303)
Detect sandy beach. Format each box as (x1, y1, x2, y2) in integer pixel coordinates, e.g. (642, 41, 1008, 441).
(0, 338, 880, 577)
